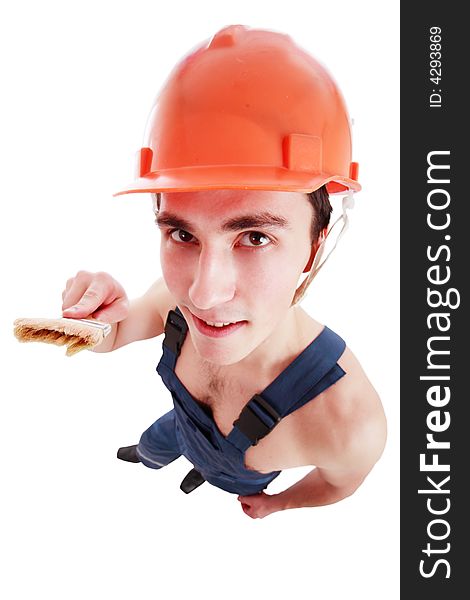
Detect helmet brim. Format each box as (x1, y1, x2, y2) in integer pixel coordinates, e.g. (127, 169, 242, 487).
(113, 165, 361, 197)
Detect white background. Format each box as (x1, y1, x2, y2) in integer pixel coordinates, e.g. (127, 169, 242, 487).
(1, 1, 399, 598)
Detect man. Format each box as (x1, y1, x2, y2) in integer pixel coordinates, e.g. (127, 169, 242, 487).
(61, 25, 386, 518)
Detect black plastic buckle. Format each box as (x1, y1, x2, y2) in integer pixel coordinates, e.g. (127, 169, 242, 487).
(233, 394, 281, 446)
(163, 309, 188, 356)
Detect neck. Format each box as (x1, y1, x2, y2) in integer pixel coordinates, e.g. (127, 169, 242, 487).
(230, 305, 306, 378)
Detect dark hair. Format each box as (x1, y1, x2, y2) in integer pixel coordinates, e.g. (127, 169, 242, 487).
(307, 185, 332, 243)
(153, 185, 332, 243)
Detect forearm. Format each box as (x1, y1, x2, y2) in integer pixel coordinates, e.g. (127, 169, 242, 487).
(273, 468, 358, 511)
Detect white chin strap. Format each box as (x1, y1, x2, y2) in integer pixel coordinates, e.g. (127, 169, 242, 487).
(292, 190, 355, 305)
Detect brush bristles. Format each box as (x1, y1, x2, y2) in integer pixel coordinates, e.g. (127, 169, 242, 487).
(13, 317, 111, 356)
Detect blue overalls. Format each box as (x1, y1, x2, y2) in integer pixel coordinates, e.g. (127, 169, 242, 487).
(136, 308, 346, 496)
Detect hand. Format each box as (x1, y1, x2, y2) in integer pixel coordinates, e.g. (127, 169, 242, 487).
(61, 270, 129, 323)
(237, 491, 280, 519)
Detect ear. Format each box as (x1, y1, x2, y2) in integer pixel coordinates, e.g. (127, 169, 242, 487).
(302, 229, 327, 273)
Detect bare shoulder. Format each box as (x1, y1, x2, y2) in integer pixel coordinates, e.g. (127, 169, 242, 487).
(142, 277, 178, 325)
(294, 342, 387, 473)
(334, 346, 387, 458)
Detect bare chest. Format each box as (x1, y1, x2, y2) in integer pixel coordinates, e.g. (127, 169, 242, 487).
(174, 346, 309, 473)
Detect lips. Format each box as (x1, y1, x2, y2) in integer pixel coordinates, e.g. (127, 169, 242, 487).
(189, 311, 247, 338)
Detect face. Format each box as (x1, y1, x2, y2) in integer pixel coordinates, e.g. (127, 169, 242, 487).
(157, 189, 314, 366)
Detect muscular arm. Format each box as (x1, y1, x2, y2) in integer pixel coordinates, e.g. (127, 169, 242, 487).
(271, 466, 365, 511)
(273, 396, 387, 511)
(238, 377, 387, 518)
(239, 415, 385, 518)
(238, 465, 369, 519)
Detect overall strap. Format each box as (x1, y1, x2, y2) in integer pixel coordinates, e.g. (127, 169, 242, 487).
(227, 326, 346, 452)
(159, 307, 188, 371)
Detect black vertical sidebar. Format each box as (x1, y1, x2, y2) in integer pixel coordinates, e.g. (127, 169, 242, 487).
(401, 3, 467, 597)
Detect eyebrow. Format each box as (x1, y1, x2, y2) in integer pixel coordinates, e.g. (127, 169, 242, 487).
(155, 211, 290, 232)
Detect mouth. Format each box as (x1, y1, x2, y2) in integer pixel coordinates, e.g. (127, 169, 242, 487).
(189, 311, 248, 338)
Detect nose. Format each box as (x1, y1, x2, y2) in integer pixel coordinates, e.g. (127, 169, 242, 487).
(189, 247, 236, 310)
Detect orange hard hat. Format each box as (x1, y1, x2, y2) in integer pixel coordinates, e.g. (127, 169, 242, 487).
(114, 24, 360, 197)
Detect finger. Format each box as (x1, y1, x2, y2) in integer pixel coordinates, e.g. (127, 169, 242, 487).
(63, 279, 113, 318)
(62, 272, 92, 310)
(61, 278, 74, 302)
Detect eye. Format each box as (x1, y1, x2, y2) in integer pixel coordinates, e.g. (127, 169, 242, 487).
(238, 231, 272, 247)
(170, 229, 195, 243)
